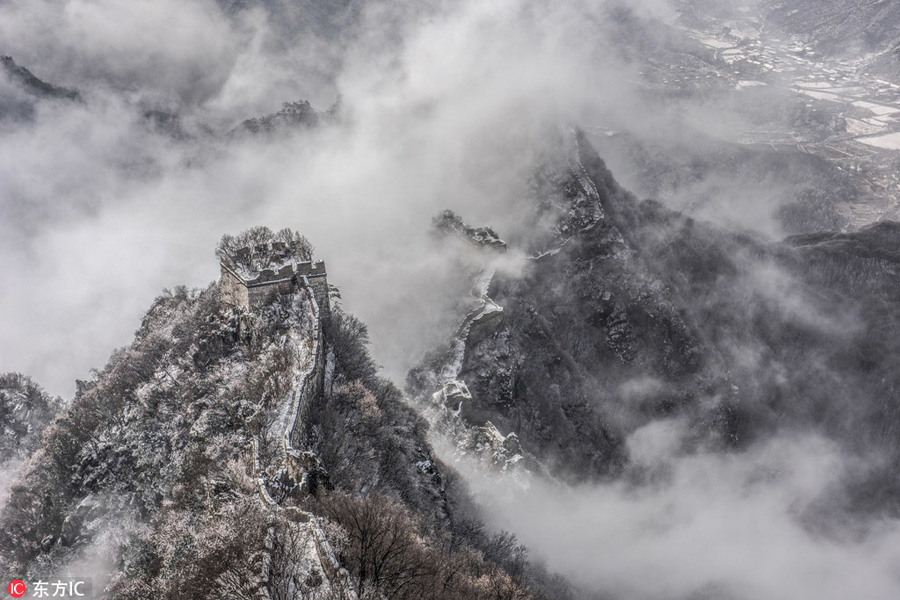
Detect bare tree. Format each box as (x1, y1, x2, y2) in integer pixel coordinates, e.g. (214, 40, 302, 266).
(319, 491, 432, 599)
(268, 520, 320, 600)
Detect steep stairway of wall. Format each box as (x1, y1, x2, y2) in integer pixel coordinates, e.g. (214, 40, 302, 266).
(251, 277, 356, 600)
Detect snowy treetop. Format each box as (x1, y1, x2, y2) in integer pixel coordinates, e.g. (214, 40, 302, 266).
(216, 226, 314, 281)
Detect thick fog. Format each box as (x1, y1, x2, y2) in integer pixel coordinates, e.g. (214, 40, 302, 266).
(458, 423, 900, 599)
(0, 0, 647, 397)
(1, 0, 897, 596)
(0, 1, 828, 394)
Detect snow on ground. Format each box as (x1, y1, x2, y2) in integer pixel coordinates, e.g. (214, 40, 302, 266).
(794, 89, 843, 102)
(851, 101, 900, 116)
(730, 28, 759, 40)
(795, 81, 840, 89)
(700, 38, 734, 49)
(823, 87, 865, 95)
(857, 132, 900, 150)
(846, 118, 887, 136)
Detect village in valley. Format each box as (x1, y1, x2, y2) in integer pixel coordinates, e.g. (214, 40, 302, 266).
(659, 2, 900, 226)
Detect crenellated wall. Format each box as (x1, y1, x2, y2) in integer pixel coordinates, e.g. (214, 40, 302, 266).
(220, 259, 328, 313)
(297, 261, 329, 314)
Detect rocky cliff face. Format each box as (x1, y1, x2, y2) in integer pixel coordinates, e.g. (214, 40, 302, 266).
(410, 129, 900, 512)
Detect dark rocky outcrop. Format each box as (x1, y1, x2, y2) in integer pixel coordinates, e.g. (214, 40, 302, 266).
(411, 131, 900, 506)
(0, 56, 81, 102)
(228, 100, 323, 139)
(0, 56, 82, 122)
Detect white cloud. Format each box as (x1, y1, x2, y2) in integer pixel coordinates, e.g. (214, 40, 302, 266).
(0, 0, 239, 105)
(0, 0, 642, 394)
(458, 424, 900, 599)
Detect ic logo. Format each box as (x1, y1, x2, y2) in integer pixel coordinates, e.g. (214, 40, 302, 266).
(7, 580, 26, 598)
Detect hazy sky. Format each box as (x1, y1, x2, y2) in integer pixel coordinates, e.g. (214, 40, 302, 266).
(0, 0, 647, 396)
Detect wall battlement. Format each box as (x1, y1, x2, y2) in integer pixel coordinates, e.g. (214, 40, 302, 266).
(220, 259, 329, 312)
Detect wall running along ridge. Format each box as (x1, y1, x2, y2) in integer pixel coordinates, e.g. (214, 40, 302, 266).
(245, 273, 352, 599)
(285, 275, 326, 456)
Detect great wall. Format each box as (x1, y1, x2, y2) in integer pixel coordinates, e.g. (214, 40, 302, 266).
(425, 135, 604, 473)
(223, 187, 604, 592)
(219, 238, 356, 600)
(217, 184, 605, 592)
(282, 273, 327, 484)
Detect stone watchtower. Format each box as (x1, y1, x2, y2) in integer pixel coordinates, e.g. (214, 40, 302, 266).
(216, 227, 329, 312)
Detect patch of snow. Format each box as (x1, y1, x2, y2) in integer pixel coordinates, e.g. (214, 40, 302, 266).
(700, 38, 734, 49)
(846, 118, 886, 136)
(857, 132, 900, 150)
(795, 81, 836, 89)
(793, 89, 843, 103)
(851, 101, 900, 116)
(730, 28, 759, 40)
